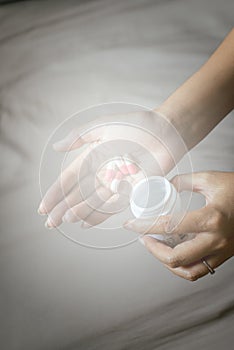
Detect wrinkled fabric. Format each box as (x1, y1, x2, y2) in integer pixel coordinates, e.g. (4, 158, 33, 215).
(0, 0, 233, 349)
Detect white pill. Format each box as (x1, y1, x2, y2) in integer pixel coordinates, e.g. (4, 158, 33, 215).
(110, 179, 121, 193)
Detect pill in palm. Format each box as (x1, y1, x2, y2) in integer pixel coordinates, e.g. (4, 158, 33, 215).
(127, 163, 138, 174)
(105, 161, 116, 181)
(119, 164, 129, 175)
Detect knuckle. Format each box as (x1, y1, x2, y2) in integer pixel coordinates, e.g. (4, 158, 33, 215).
(200, 171, 214, 183)
(194, 171, 214, 190)
(196, 216, 209, 232)
(202, 221, 211, 232)
(167, 255, 182, 268)
(215, 237, 229, 250)
(198, 172, 210, 185)
(207, 209, 224, 231)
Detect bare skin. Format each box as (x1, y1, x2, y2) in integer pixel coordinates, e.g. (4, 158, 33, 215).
(39, 29, 234, 280)
(125, 171, 234, 281)
(157, 28, 234, 150)
(127, 29, 234, 280)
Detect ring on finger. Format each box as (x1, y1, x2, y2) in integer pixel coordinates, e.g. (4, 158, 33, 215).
(201, 258, 215, 275)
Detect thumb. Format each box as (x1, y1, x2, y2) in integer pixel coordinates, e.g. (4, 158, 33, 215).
(124, 205, 211, 235)
(171, 172, 211, 196)
(53, 122, 105, 152)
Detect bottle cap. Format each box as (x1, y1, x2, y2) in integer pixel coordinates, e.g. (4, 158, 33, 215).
(130, 176, 177, 218)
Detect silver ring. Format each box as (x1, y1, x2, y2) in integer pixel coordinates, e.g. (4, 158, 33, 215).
(201, 258, 215, 275)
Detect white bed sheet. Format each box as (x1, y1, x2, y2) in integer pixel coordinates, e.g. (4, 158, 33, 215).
(0, 0, 233, 349)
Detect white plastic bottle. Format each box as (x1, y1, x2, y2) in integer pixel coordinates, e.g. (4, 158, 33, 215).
(130, 176, 190, 247)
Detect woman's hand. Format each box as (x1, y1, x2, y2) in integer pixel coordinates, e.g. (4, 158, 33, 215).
(124, 171, 234, 281)
(38, 111, 186, 228)
(38, 30, 234, 231)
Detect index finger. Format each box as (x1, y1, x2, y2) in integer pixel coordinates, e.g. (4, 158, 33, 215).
(141, 233, 214, 268)
(38, 146, 92, 214)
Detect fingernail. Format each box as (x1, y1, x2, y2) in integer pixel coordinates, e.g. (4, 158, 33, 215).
(37, 208, 46, 216)
(53, 141, 60, 148)
(45, 219, 54, 229)
(138, 235, 145, 246)
(81, 221, 92, 229)
(62, 213, 70, 223)
(123, 220, 134, 229)
(53, 140, 67, 150)
(38, 203, 46, 215)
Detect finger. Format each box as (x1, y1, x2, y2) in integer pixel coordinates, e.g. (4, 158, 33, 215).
(38, 146, 91, 214)
(81, 209, 113, 228)
(124, 206, 213, 235)
(81, 195, 129, 228)
(81, 187, 130, 227)
(53, 117, 111, 152)
(45, 184, 85, 228)
(170, 233, 218, 266)
(65, 178, 130, 227)
(143, 232, 219, 267)
(45, 172, 104, 228)
(171, 172, 213, 196)
(165, 251, 232, 281)
(139, 235, 174, 263)
(63, 185, 113, 223)
(53, 129, 102, 152)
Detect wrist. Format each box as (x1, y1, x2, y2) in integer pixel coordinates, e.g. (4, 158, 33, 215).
(154, 104, 196, 151)
(150, 108, 189, 168)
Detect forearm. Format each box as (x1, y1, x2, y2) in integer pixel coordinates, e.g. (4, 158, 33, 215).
(156, 28, 234, 150)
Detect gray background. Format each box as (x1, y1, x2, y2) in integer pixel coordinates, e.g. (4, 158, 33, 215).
(0, 0, 233, 349)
